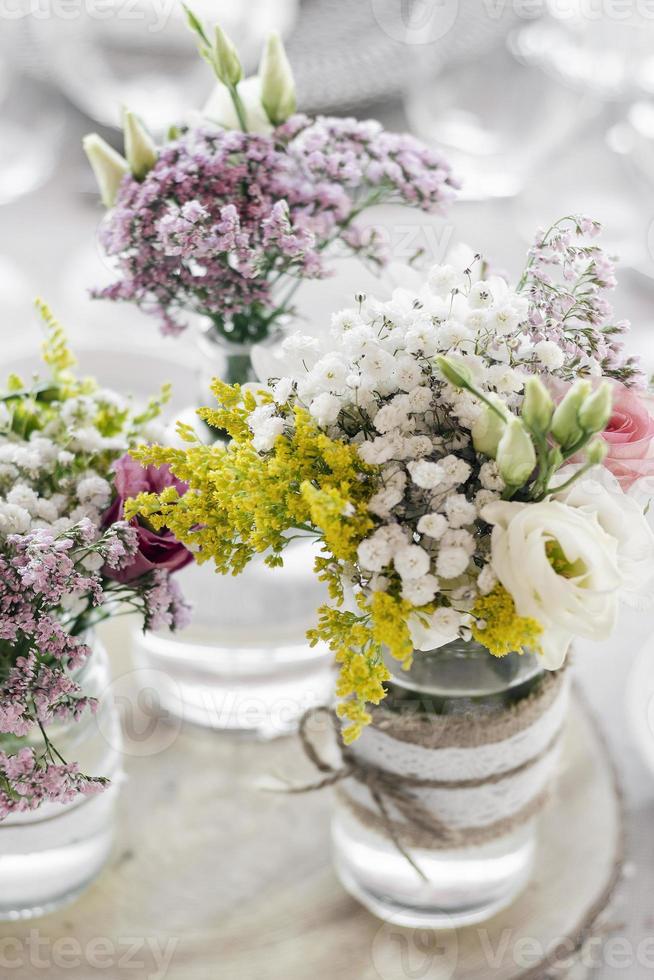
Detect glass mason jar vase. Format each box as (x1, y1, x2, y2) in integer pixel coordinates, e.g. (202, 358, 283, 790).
(131, 318, 336, 737)
(331, 641, 569, 928)
(0, 634, 122, 920)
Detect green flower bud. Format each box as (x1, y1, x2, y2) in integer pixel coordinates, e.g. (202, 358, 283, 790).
(472, 395, 506, 459)
(496, 417, 537, 487)
(212, 24, 243, 87)
(586, 438, 608, 465)
(259, 31, 296, 125)
(82, 134, 128, 208)
(123, 109, 157, 180)
(551, 380, 592, 450)
(522, 377, 554, 434)
(435, 355, 472, 389)
(578, 382, 613, 435)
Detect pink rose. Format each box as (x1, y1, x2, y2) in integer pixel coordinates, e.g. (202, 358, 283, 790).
(601, 384, 654, 490)
(102, 454, 193, 583)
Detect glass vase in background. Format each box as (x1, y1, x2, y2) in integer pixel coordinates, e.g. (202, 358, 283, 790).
(0, 634, 121, 920)
(332, 641, 569, 927)
(130, 319, 336, 739)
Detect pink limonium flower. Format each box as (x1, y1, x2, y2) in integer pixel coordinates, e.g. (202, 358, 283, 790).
(94, 119, 457, 341)
(102, 454, 193, 583)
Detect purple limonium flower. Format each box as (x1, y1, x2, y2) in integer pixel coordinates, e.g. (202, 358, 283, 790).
(102, 454, 193, 584)
(94, 118, 457, 341)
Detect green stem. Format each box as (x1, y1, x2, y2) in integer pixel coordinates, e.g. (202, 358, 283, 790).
(229, 84, 248, 132)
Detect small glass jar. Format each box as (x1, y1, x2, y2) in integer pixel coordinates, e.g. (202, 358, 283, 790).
(131, 317, 336, 737)
(0, 635, 122, 920)
(332, 641, 568, 928)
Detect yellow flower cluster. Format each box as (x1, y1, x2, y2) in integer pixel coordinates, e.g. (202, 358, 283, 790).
(470, 584, 543, 657)
(306, 590, 420, 742)
(128, 386, 376, 578)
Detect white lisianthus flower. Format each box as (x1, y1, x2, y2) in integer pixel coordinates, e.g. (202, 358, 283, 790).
(554, 472, 654, 610)
(202, 76, 273, 135)
(409, 606, 462, 651)
(482, 498, 624, 669)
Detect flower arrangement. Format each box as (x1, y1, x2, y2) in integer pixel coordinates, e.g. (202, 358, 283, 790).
(124, 216, 654, 743)
(0, 307, 191, 817)
(82, 13, 457, 352)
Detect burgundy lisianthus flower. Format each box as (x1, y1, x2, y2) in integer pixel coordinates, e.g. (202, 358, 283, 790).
(103, 454, 193, 583)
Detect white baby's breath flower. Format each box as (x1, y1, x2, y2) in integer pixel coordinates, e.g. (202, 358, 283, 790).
(535, 339, 565, 370)
(81, 552, 105, 572)
(357, 531, 394, 572)
(417, 512, 448, 539)
(405, 386, 433, 413)
(442, 528, 476, 555)
(436, 546, 470, 579)
(309, 392, 342, 427)
(402, 573, 440, 605)
(428, 263, 464, 297)
(440, 455, 472, 486)
(479, 461, 505, 492)
(77, 475, 112, 509)
(0, 503, 31, 535)
(437, 319, 475, 351)
(404, 435, 434, 459)
(394, 544, 431, 581)
(444, 494, 477, 528)
(468, 280, 494, 309)
(475, 489, 500, 512)
(374, 402, 408, 434)
(407, 460, 445, 490)
(393, 356, 424, 392)
(6, 484, 39, 514)
(273, 377, 294, 404)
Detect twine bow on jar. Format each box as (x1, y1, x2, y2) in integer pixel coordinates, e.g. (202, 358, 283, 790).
(260, 670, 569, 879)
